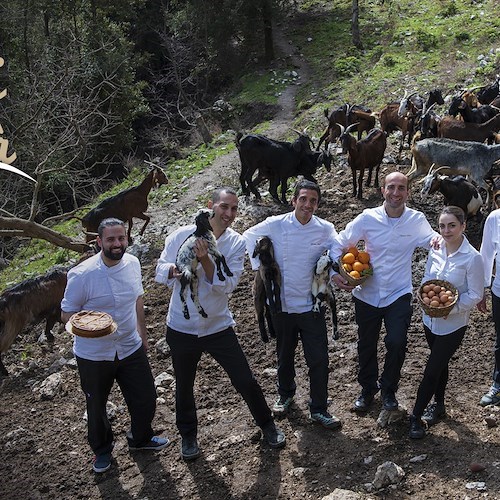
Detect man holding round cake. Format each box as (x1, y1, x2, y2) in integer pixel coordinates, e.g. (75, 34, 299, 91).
(61, 218, 168, 474)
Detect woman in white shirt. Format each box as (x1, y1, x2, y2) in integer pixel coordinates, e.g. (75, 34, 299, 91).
(409, 206, 484, 439)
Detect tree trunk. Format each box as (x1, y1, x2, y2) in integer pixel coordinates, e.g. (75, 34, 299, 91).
(352, 0, 363, 49)
(0, 217, 91, 253)
(262, 0, 274, 61)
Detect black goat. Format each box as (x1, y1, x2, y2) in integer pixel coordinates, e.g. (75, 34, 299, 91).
(252, 237, 281, 343)
(448, 96, 499, 124)
(477, 78, 500, 105)
(420, 168, 483, 220)
(0, 268, 67, 375)
(176, 210, 233, 320)
(312, 253, 338, 340)
(236, 131, 321, 204)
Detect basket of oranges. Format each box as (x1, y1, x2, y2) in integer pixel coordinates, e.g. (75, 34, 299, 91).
(338, 245, 373, 286)
(417, 279, 458, 318)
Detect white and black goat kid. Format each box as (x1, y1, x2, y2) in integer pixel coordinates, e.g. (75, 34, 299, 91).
(312, 252, 339, 340)
(176, 209, 233, 320)
(252, 236, 282, 343)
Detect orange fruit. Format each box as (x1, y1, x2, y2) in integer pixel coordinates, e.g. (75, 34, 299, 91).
(357, 251, 370, 264)
(349, 270, 361, 279)
(362, 263, 370, 270)
(342, 252, 356, 265)
(347, 246, 359, 258)
(343, 263, 352, 272)
(352, 261, 364, 272)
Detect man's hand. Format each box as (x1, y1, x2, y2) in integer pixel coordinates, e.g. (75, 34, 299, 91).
(331, 273, 355, 292)
(477, 296, 488, 313)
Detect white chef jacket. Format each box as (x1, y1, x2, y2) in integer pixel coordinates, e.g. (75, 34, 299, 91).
(242, 212, 338, 314)
(480, 208, 500, 297)
(61, 252, 144, 361)
(422, 236, 484, 335)
(155, 225, 245, 336)
(330, 204, 438, 308)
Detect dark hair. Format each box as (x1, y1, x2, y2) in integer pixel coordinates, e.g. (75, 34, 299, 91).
(97, 218, 126, 237)
(211, 187, 238, 203)
(292, 179, 321, 202)
(439, 205, 466, 225)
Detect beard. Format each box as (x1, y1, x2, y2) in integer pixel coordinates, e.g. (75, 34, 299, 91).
(102, 247, 126, 261)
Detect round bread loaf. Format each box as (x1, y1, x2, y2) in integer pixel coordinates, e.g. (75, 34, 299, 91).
(69, 310, 116, 338)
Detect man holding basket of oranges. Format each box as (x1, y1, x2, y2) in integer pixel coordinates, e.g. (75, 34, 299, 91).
(331, 172, 438, 413)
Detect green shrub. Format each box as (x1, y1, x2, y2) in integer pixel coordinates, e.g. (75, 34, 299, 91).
(440, 1, 458, 18)
(381, 54, 397, 67)
(455, 32, 470, 42)
(334, 57, 360, 77)
(415, 30, 438, 51)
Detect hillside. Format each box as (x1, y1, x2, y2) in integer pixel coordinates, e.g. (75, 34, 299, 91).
(1, 1, 500, 499)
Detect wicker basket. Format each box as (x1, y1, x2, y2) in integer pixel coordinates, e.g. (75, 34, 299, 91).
(338, 258, 373, 286)
(417, 279, 458, 318)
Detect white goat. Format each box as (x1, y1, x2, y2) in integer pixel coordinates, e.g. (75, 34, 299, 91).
(312, 252, 339, 340)
(176, 210, 233, 320)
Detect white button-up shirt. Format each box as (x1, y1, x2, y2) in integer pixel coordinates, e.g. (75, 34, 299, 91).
(155, 225, 245, 336)
(242, 212, 338, 314)
(330, 204, 438, 308)
(422, 236, 484, 335)
(61, 252, 144, 361)
(480, 208, 500, 297)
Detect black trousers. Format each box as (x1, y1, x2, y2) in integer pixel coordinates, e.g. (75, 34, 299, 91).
(76, 346, 157, 456)
(491, 292, 500, 386)
(353, 294, 412, 394)
(412, 325, 466, 417)
(166, 327, 273, 438)
(272, 311, 329, 414)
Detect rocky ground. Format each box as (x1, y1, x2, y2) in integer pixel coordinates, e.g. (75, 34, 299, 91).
(1, 21, 500, 500)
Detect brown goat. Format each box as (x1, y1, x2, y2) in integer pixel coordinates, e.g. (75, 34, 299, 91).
(346, 108, 376, 140)
(339, 124, 387, 199)
(0, 268, 67, 375)
(437, 114, 500, 144)
(81, 167, 168, 243)
(378, 102, 410, 159)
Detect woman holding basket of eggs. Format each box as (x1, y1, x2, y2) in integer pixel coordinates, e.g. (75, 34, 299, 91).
(409, 206, 484, 439)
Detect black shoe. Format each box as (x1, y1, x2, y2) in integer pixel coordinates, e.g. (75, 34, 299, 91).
(261, 421, 286, 449)
(382, 390, 399, 411)
(409, 415, 425, 439)
(181, 436, 201, 461)
(422, 402, 446, 425)
(354, 393, 375, 412)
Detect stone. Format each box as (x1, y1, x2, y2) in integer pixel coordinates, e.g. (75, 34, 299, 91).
(38, 373, 62, 400)
(155, 371, 175, 388)
(372, 461, 405, 489)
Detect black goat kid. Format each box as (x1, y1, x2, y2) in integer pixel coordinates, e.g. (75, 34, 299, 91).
(252, 236, 282, 343)
(176, 210, 233, 320)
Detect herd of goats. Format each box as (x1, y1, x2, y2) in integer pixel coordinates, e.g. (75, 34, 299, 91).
(238, 77, 500, 217)
(1, 77, 500, 376)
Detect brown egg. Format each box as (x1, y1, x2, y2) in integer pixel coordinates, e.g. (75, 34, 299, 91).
(421, 291, 428, 298)
(423, 297, 431, 305)
(444, 300, 453, 307)
(423, 285, 431, 293)
(428, 290, 435, 298)
(469, 462, 486, 472)
(434, 285, 442, 294)
(445, 290, 454, 297)
(440, 294, 449, 304)
(430, 300, 441, 308)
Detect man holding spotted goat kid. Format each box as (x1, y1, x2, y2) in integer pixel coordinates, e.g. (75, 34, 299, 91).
(155, 187, 286, 462)
(243, 179, 342, 430)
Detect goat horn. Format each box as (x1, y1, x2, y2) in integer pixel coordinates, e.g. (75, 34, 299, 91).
(290, 128, 302, 135)
(337, 123, 345, 135)
(345, 123, 359, 134)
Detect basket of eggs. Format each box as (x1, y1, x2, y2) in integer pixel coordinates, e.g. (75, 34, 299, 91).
(417, 279, 458, 318)
(339, 245, 373, 286)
